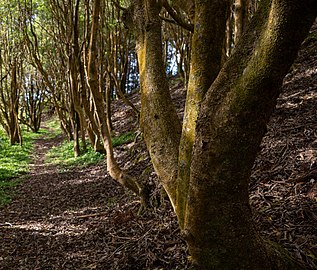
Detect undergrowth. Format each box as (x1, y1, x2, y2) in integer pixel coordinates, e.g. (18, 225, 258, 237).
(45, 131, 136, 170)
(44, 117, 64, 138)
(0, 127, 45, 205)
(0, 118, 136, 205)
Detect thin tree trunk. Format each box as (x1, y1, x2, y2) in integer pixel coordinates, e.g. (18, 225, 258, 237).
(234, 0, 248, 44)
(9, 63, 22, 145)
(87, 0, 146, 202)
(105, 73, 113, 133)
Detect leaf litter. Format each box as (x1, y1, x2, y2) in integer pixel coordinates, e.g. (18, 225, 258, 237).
(1, 23, 317, 270)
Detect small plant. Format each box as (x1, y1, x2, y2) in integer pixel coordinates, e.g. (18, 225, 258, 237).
(0, 127, 42, 206)
(112, 131, 135, 147)
(45, 131, 136, 169)
(46, 140, 104, 169)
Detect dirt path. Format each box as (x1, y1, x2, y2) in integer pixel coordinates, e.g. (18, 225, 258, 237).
(1, 23, 317, 270)
(0, 133, 188, 270)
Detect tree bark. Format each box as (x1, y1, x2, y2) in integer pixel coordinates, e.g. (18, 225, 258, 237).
(234, 0, 249, 44)
(176, 0, 229, 227)
(87, 0, 145, 202)
(9, 63, 22, 145)
(123, 0, 317, 267)
(184, 0, 317, 268)
(125, 0, 182, 207)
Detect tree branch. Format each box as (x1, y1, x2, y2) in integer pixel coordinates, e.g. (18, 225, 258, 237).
(112, 0, 126, 11)
(161, 0, 194, 32)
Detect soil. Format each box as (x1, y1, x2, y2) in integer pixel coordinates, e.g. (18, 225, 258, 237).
(0, 25, 317, 270)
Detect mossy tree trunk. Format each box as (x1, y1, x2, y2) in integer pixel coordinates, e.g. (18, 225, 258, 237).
(176, 0, 229, 228)
(184, 0, 317, 268)
(127, 0, 317, 268)
(125, 0, 182, 207)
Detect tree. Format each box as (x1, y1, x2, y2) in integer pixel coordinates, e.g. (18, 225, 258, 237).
(20, 70, 46, 133)
(87, 0, 146, 203)
(21, 0, 76, 142)
(124, 0, 317, 268)
(0, 0, 24, 145)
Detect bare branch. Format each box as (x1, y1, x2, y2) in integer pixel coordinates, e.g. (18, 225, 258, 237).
(112, 0, 126, 11)
(161, 0, 194, 32)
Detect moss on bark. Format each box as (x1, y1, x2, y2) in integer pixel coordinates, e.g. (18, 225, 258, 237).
(176, 0, 229, 228)
(184, 0, 317, 268)
(129, 0, 182, 207)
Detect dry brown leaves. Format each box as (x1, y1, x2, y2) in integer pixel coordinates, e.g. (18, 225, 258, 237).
(1, 23, 317, 270)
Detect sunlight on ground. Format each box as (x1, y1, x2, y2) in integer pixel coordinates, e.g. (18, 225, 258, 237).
(297, 149, 317, 165)
(278, 83, 317, 109)
(3, 206, 113, 237)
(3, 200, 141, 239)
(284, 67, 317, 86)
(58, 177, 103, 187)
(6, 220, 88, 236)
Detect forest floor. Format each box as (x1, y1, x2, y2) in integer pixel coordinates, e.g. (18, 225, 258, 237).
(1, 25, 317, 270)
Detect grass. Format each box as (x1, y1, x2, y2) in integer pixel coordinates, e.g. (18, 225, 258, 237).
(0, 118, 136, 205)
(112, 132, 136, 147)
(0, 127, 44, 206)
(45, 131, 136, 170)
(43, 117, 63, 138)
(46, 140, 105, 169)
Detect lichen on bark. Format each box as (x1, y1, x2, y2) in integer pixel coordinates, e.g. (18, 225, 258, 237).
(126, 0, 317, 268)
(185, 0, 317, 268)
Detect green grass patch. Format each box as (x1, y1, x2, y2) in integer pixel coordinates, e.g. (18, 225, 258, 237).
(42, 117, 63, 138)
(46, 141, 104, 169)
(0, 127, 42, 206)
(112, 131, 136, 147)
(46, 131, 136, 170)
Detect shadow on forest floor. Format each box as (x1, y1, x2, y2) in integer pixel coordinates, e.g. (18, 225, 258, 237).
(0, 23, 317, 270)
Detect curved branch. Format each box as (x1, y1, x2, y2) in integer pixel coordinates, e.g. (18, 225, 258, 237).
(112, 0, 126, 11)
(161, 0, 194, 32)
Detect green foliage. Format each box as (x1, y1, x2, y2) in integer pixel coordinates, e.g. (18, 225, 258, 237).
(45, 140, 104, 170)
(46, 132, 136, 170)
(0, 127, 42, 206)
(43, 117, 64, 138)
(112, 131, 135, 147)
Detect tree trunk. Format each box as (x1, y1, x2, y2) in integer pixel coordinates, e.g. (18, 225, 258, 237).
(105, 73, 113, 134)
(126, 0, 317, 268)
(184, 0, 317, 268)
(9, 63, 22, 145)
(176, 0, 229, 227)
(234, 0, 249, 44)
(87, 0, 146, 202)
(125, 0, 182, 207)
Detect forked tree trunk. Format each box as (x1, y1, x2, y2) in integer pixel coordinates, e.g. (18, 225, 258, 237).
(127, 0, 317, 269)
(184, 0, 317, 268)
